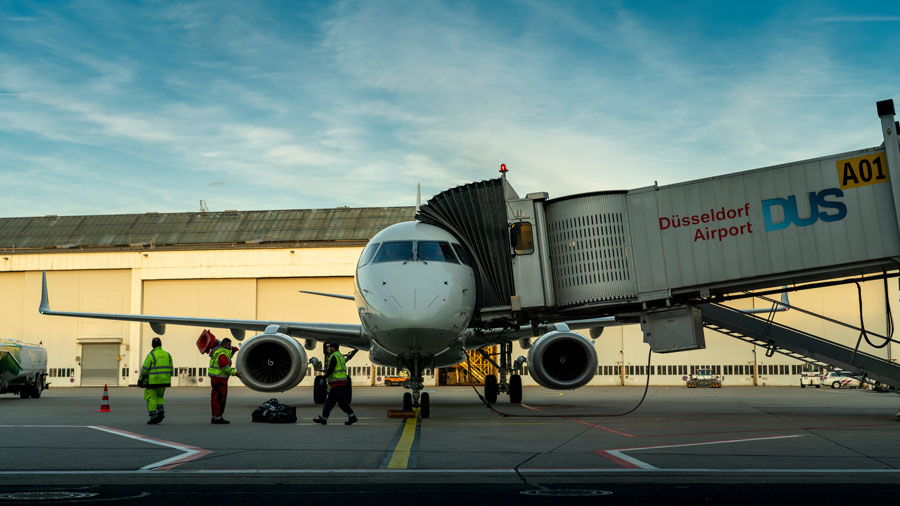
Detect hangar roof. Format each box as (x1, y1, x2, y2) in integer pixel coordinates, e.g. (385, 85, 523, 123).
(0, 207, 416, 252)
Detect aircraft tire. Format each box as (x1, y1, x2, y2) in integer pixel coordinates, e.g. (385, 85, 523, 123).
(420, 392, 430, 418)
(402, 392, 412, 411)
(484, 374, 498, 404)
(509, 374, 522, 404)
(313, 376, 327, 404)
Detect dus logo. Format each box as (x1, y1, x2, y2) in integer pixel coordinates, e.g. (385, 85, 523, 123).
(761, 188, 847, 232)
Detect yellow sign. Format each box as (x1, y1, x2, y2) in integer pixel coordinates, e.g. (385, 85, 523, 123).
(837, 152, 888, 190)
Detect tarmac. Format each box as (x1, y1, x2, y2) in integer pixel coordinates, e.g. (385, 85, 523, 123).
(1, 384, 899, 504)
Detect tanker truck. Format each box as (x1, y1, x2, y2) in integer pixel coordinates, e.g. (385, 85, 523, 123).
(0, 338, 49, 398)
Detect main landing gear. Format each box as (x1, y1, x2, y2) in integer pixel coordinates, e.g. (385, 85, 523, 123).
(480, 341, 523, 404)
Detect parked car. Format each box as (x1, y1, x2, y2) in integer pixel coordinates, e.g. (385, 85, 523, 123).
(821, 371, 862, 389)
(384, 375, 407, 386)
(686, 368, 722, 388)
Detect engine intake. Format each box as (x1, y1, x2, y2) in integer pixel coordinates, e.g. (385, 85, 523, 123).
(235, 332, 308, 392)
(527, 330, 597, 389)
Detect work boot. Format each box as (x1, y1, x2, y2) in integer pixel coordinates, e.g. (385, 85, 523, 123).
(211, 417, 231, 424)
(147, 417, 161, 425)
(345, 415, 358, 425)
(313, 416, 327, 425)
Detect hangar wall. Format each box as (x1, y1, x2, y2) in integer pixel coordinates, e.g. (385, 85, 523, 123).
(1, 246, 897, 389)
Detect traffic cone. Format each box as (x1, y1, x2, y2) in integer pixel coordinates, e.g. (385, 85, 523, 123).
(97, 384, 112, 412)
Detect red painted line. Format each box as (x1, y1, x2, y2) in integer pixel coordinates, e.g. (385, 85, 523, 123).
(593, 450, 642, 469)
(520, 404, 636, 437)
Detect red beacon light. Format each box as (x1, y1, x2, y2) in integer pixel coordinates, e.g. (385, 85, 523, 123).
(499, 163, 507, 174)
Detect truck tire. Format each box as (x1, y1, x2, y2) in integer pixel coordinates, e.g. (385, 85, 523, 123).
(31, 374, 43, 399)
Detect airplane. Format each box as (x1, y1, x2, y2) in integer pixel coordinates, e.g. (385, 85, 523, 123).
(39, 220, 626, 417)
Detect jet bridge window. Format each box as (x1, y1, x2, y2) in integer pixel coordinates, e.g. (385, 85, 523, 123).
(373, 241, 414, 263)
(510, 222, 534, 255)
(417, 241, 459, 263)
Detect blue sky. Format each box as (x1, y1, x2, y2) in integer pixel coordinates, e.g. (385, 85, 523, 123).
(0, 1, 898, 217)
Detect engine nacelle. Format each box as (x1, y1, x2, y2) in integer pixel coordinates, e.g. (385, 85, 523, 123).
(527, 330, 597, 389)
(235, 332, 308, 392)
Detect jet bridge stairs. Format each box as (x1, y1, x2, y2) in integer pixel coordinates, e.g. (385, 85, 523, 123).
(698, 301, 900, 390)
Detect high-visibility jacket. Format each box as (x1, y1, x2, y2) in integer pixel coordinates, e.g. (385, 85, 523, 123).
(209, 346, 235, 378)
(326, 351, 348, 388)
(140, 347, 174, 387)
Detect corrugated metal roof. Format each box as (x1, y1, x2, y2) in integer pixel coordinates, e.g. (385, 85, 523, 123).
(0, 207, 417, 251)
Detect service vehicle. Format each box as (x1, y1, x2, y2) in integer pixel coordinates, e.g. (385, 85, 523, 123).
(0, 338, 49, 398)
(384, 375, 408, 386)
(686, 368, 722, 388)
(821, 371, 862, 389)
(800, 371, 825, 388)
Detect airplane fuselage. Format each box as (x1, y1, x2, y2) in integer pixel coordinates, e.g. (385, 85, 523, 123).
(354, 222, 477, 364)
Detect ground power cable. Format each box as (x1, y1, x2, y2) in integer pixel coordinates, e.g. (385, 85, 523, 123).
(466, 348, 653, 418)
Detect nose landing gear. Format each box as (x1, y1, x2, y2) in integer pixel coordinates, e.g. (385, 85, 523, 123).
(399, 358, 431, 418)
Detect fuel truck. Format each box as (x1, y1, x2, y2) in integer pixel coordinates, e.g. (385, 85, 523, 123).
(0, 338, 49, 398)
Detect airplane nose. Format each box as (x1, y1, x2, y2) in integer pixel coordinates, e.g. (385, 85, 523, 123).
(382, 289, 440, 315)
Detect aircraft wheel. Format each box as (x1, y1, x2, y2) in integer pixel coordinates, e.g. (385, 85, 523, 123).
(313, 376, 327, 404)
(402, 392, 412, 411)
(509, 374, 522, 404)
(484, 374, 498, 404)
(346, 381, 352, 404)
(420, 392, 430, 418)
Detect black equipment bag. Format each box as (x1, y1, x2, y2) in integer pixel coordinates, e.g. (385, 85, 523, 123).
(251, 398, 297, 423)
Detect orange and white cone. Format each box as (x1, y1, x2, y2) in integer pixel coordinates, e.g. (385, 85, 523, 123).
(97, 384, 112, 412)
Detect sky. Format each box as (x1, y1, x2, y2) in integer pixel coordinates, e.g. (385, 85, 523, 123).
(0, 0, 898, 217)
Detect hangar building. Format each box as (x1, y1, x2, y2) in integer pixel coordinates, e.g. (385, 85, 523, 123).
(0, 207, 896, 390)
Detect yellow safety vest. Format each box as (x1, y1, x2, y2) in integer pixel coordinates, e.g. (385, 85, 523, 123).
(326, 351, 348, 388)
(141, 347, 173, 386)
(209, 347, 234, 378)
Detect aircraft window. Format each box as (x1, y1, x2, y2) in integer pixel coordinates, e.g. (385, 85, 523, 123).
(373, 241, 413, 263)
(452, 243, 474, 267)
(417, 241, 459, 263)
(358, 242, 380, 267)
(510, 222, 534, 255)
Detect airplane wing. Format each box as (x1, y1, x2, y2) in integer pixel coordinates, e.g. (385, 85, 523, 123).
(298, 290, 355, 301)
(39, 272, 369, 350)
(462, 316, 629, 350)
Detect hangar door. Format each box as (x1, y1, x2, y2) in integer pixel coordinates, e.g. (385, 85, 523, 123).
(81, 344, 119, 386)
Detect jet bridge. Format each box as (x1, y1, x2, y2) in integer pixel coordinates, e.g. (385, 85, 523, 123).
(418, 99, 900, 380)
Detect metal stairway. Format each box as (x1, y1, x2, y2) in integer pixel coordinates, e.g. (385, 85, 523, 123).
(697, 303, 900, 389)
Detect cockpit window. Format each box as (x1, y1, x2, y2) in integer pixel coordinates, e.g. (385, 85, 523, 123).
(373, 241, 414, 263)
(452, 243, 473, 267)
(358, 242, 380, 267)
(417, 241, 459, 263)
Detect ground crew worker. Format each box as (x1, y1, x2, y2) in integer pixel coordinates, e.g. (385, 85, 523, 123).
(313, 342, 358, 425)
(209, 337, 242, 424)
(139, 337, 174, 425)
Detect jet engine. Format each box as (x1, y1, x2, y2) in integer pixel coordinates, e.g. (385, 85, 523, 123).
(234, 332, 308, 392)
(527, 330, 597, 389)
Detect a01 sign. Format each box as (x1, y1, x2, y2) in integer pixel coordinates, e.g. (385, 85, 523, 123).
(837, 152, 888, 190)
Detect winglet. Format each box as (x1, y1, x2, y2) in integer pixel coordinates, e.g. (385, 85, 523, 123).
(39, 271, 50, 314)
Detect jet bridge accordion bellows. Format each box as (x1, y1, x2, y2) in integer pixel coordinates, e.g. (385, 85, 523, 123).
(416, 178, 514, 311)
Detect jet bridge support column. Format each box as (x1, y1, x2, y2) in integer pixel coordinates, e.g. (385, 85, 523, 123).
(879, 100, 900, 233)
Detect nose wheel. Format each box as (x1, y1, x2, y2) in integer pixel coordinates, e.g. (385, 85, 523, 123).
(399, 358, 431, 418)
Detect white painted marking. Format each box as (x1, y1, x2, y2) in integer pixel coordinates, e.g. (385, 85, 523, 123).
(604, 434, 805, 470)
